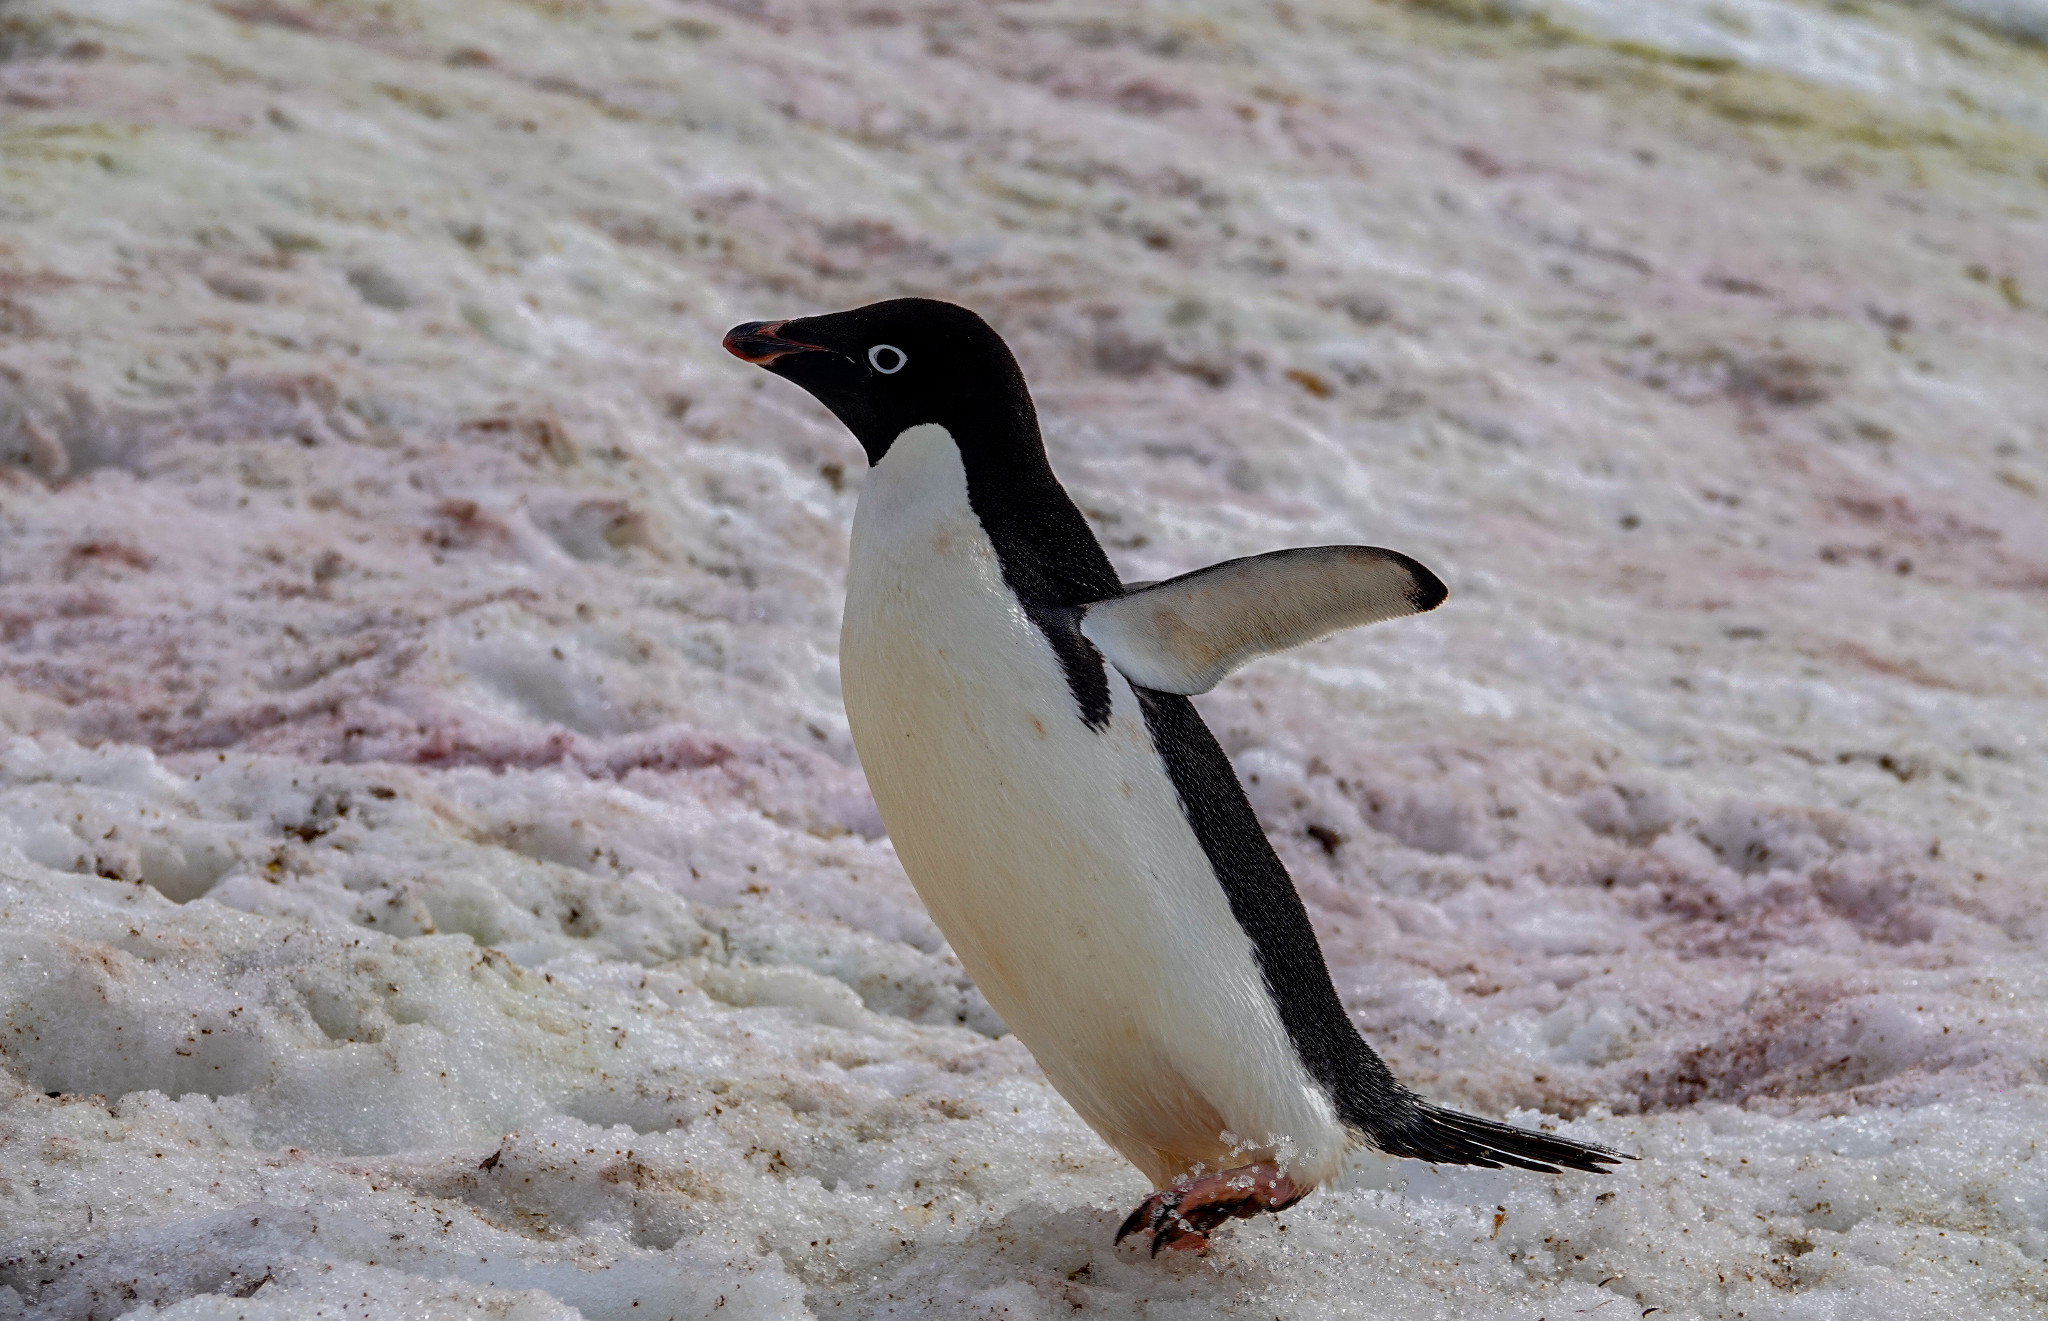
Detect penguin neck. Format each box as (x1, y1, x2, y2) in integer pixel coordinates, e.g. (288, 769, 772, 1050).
(941, 414, 1121, 609)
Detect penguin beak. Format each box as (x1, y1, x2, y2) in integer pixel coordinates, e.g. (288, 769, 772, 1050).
(723, 320, 830, 365)
(723, 316, 885, 463)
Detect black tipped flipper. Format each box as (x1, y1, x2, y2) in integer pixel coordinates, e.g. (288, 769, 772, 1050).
(1082, 545, 1448, 695)
(1370, 1101, 1634, 1175)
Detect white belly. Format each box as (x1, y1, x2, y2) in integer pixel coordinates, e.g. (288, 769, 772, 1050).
(840, 425, 1347, 1188)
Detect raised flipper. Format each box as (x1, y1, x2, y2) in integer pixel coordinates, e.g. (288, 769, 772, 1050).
(1079, 546, 1447, 695)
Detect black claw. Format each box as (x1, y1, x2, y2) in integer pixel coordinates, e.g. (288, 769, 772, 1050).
(1145, 1199, 1177, 1254)
(1151, 1209, 1199, 1257)
(1113, 1201, 1154, 1246)
(1118, 1191, 1196, 1254)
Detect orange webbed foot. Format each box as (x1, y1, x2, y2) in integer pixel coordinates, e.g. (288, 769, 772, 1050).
(1114, 1162, 1306, 1256)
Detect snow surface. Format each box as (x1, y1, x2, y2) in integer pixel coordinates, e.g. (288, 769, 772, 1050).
(2, 0, 2046, 1316)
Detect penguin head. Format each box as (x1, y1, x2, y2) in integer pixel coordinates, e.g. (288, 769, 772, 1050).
(723, 298, 1033, 466)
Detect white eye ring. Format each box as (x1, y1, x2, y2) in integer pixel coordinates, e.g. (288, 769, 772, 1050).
(867, 343, 907, 374)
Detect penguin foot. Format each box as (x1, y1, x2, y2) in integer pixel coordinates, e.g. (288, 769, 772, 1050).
(1114, 1163, 1306, 1256)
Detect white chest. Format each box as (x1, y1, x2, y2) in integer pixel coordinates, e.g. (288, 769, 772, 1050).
(837, 425, 1346, 1187)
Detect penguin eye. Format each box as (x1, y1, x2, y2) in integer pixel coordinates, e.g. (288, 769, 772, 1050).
(867, 344, 907, 375)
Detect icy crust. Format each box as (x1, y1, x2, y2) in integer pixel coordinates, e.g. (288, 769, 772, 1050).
(0, 738, 981, 1035)
(2, 0, 2047, 1315)
(2, 818, 2044, 1321)
(1, 735, 2043, 1317)
(1226, 730, 2048, 1116)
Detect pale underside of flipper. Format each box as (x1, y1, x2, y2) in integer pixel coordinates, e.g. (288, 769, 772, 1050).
(1078, 545, 1448, 695)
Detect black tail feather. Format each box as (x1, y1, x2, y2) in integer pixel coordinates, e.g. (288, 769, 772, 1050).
(1371, 1102, 1634, 1175)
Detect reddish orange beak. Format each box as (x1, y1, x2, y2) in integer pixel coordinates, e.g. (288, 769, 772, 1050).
(722, 319, 828, 364)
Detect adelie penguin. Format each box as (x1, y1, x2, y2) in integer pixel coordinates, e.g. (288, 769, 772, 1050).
(725, 298, 1629, 1255)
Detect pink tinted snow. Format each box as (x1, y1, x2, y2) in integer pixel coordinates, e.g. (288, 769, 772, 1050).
(2, 0, 2046, 1315)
